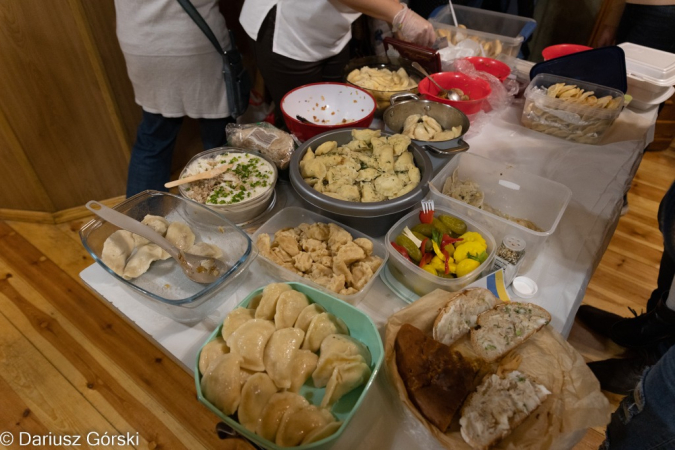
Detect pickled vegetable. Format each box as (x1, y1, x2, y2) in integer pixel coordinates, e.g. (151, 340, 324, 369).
(411, 223, 434, 237)
(439, 215, 467, 236)
(431, 218, 450, 235)
(456, 258, 480, 277)
(412, 231, 433, 251)
(396, 235, 422, 262)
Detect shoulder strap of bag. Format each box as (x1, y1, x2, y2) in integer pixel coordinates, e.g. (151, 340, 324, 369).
(176, 0, 226, 55)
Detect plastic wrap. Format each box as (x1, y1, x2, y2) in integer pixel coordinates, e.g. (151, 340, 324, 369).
(226, 122, 295, 170)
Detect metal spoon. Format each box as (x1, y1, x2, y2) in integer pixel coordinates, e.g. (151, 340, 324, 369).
(412, 62, 461, 101)
(86, 201, 228, 284)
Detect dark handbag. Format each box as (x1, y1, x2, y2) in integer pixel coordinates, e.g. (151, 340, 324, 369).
(176, 0, 252, 118)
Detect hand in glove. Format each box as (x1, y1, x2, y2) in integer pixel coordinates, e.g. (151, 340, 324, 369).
(393, 4, 436, 48)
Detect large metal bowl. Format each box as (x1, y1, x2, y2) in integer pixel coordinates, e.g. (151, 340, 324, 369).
(289, 128, 432, 237)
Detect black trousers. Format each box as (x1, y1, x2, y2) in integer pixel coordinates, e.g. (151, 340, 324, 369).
(250, 6, 351, 119)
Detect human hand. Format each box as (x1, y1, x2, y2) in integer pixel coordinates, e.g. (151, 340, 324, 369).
(393, 4, 436, 48)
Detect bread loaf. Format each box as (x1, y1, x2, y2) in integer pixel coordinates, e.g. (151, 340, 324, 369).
(433, 288, 500, 346)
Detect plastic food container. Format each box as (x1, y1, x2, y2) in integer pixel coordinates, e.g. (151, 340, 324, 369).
(618, 42, 675, 110)
(195, 282, 384, 450)
(430, 4, 536, 66)
(79, 190, 257, 323)
(178, 148, 278, 225)
(251, 207, 388, 305)
(418, 71, 492, 115)
(429, 152, 572, 272)
(522, 73, 625, 144)
(385, 206, 496, 296)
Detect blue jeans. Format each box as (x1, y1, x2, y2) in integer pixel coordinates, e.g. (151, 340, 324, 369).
(603, 345, 675, 449)
(126, 110, 231, 198)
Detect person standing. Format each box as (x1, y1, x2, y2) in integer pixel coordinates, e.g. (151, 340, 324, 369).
(115, 0, 234, 198)
(596, 0, 675, 52)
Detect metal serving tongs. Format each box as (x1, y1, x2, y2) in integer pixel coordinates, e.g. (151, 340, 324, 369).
(86, 201, 228, 284)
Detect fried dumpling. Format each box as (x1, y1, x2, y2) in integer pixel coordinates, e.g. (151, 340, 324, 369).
(302, 421, 342, 445)
(188, 242, 224, 259)
(165, 222, 195, 251)
(256, 392, 309, 442)
(238, 372, 279, 432)
(198, 336, 229, 374)
(289, 349, 319, 393)
(225, 319, 275, 371)
(274, 290, 311, 329)
(201, 352, 243, 416)
(294, 303, 326, 332)
(320, 360, 371, 408)
(264, 328, 305, 390)
(221, 307, 256, 340)
(101, 230, 135, 276)
(122, 244, 166, 280)
(256, 283, 293, 320)
(312, 334, 372, 388)
(276, 405, 335, 447)
(302, 312, 349, 352)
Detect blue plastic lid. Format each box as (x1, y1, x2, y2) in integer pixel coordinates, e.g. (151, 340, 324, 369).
(530, 46, 627, 93)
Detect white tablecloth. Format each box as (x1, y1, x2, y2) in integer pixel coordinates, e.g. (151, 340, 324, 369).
(80, 100, 658, 449)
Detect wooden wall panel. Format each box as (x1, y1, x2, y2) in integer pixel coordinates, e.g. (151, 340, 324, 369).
(0, 0, 128, 211)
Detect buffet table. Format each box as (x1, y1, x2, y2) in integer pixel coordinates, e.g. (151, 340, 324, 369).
(80, 100, 658, 449)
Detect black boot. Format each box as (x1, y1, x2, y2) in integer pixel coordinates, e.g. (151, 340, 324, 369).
(610, 298, 675, 349)
(588, 353, 656, 395)
(576, 305, 628, 338)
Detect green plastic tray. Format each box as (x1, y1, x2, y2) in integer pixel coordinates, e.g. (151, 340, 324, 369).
(194, 282, 384, 450)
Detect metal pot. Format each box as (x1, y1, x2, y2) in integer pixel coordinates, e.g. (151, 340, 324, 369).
(289, 128, 432, 237)
(383, 93, 470, 173)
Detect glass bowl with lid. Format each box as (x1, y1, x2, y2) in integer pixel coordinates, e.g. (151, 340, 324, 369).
(178, 147, 278, 225)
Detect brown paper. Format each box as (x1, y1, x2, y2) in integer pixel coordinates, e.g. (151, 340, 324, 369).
(384, 288, 612, 450)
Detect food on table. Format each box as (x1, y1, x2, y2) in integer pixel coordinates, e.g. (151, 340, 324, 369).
(199, 283, 375, 447)
(256, 221, 383, 296)
(459, 371, 551, 450)
(300, 129, 420, 202)
(402, 114, 463, 141)
(391, 210, 488, 279)
(470, 302, 551, 362)
(100, 214, 224, 280)
(227, 122, 295, 170)
(395, 323, 480, 432)
(347, 66, 418, 92)
(545, 82, 623, 109)
(435, 26, 504, 59)
(433, 288, 501, 346)
(181, 151, 275, 205)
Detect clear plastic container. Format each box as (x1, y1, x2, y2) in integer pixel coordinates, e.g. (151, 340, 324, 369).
(429, 153, 572, 272)
(430, 5, 537, 66)
(251, 207, 388, 305)
(384, 206, 496, 297)
(79, 190, 257, 323)
(195, 282, 384, 450)
(522, 73, 625, 144)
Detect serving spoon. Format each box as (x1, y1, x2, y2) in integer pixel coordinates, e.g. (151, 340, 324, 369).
(86, 201, 228, 284)
(164, 163, 233, 189)
(412, 62, 461, 101)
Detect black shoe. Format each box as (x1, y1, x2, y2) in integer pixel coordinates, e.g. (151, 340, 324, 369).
(588, 353, 657, 395)
(576, 305, 627, 339)
(610, 299, 675, 349)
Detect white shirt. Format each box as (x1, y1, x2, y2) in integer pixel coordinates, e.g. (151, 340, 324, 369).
(240, 0, 361, 62)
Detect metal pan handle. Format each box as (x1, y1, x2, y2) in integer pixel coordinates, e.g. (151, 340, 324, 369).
(422, 139, 470, 156)
(389, 92, 420, 106)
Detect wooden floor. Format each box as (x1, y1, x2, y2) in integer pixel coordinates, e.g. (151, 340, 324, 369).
(0, 146, 673, 450)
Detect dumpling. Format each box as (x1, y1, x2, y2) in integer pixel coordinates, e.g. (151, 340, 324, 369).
(256, 392, 309, 442)
(225, 319, 275, 371)
(274, 290, 311, 329)
(295, 303, 326, 332)
(188, 242, 223, 259)
(238, 372, 279, 432)
(264, 328, 305, 390)
(141, 214, 169, 236)
(165, 222, 195, 251)
(201, 352, 243, 416)
(198, 336, 229, 374)
(302, 312, 349, 352)
(289, 349, 319, 393)
(122, 244, 166, 280)
(302, 421, 342, 445)
(312, 335, 372, 388)
(320, 360, 371, 408)
(276, 405, 335, 447)
(221, 307, 256, 340)
(255, 283, 293, 320)
(101, 230, 135, 276)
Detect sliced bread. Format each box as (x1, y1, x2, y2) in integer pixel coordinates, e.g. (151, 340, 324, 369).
(470, 302, 551, 362)
(433, 288, 500, 346)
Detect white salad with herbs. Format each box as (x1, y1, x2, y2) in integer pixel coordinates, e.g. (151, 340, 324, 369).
(181, 152, 275, 205)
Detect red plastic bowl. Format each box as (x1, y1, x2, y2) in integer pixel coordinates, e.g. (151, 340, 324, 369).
(542, 44, 593, 61)
(418, 72, 492, 115)
(281, 82, 376, 142)
(465, 57, 511, 82)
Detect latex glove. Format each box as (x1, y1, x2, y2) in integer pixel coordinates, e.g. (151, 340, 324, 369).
(393, 4, 436, 48)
